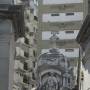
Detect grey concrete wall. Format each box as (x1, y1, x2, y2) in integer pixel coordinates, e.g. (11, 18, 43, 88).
(0, 36, 9, 90)
(0, 19, 14, 90)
